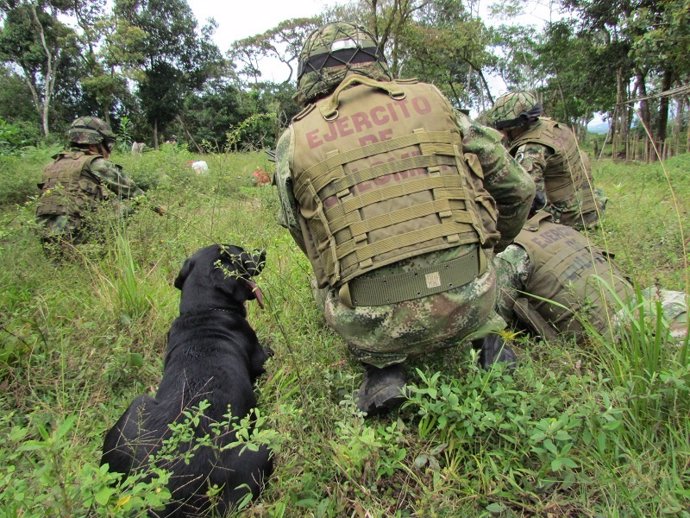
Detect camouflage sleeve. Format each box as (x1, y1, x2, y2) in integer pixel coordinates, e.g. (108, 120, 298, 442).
(89, 158, 144, 199)
(494, 243, 531, 323)
(273, 126, 307, 253)
(458, 115, 535, 249)
(513, 142, 551, 198)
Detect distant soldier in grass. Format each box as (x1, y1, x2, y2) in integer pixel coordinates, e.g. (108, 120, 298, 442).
(484, 92, 606, 230)
(495, 210, 688, 343)
(36, 116, 144, 251)
(273, 22, 535, 415)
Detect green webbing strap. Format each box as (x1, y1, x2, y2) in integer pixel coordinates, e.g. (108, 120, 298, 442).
(310, 154, 459, 200)
(523, 210, 552, 231)
(538, 242, 588, 281)
(297, 130, 460, 186)
(319, 74, 405, 120)
(420, 143, 456, 157)
(316, 197, 472, 243)
(337, 223, 479, 279)
(546, 173, 578, 199)
(323, 175, 465, 220)
(346, 247, 484, 306)
(513, 297, 559, 341)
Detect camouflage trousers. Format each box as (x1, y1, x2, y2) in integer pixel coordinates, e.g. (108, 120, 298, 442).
(36, 214, 85, 244)
(313, 255, 505, 368)
(614, 287, 688, 344)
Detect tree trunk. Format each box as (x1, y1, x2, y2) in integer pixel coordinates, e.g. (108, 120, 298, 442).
(615, 67, 628, 159)
(656, 68, 673, 159)
(153, 119, 159, 149)
(31, 4, 56, 137)
(634, 71, 653, 162)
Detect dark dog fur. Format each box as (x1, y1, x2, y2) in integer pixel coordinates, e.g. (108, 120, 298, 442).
(101, 244, 273, 517)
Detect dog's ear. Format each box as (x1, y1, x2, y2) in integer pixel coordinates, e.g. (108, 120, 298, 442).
(174, 258, 193, 290)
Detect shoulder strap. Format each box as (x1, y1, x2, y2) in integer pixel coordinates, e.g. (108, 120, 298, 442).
(319, 74, 406, 120)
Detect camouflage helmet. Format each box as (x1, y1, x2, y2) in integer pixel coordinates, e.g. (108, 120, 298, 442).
(485, 91, 542, 130)
(296, 22, 392, 106)
(68, 116, 116, 146)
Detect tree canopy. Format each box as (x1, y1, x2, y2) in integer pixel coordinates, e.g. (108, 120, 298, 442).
(0, 0, 688, 153)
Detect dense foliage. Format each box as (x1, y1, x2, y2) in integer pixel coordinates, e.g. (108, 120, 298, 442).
(1, 0, 688, 154)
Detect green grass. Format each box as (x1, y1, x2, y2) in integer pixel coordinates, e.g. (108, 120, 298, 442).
(0, 148, 688, 517)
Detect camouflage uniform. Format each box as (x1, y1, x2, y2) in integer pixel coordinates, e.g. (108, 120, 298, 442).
(485, 92, 606, 230)
(36, 117, 143, 246)
(511, 124, 606, 229)
(274, 26, 535, 368)
(495, 212, 688, 343)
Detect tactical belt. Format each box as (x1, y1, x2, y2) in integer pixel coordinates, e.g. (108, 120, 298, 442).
(340, 246, 485, 307)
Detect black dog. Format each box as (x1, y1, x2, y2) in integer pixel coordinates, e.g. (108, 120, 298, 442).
(101, 244, 273, 517)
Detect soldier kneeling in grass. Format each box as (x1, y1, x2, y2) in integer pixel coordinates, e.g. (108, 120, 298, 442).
(494, 210, 688, 344)
(36, 116, 144, 254)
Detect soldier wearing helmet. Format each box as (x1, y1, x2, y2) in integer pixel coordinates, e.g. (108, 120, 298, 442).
(273, 22, 536, 415)
(484, 91, 606, 230)
(36, 116, 144, 251)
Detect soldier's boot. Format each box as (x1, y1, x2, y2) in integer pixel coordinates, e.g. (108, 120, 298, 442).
(356, 363, 406, 415)
(472, 334, 517, 371)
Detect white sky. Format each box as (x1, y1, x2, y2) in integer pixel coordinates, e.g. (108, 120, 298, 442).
(187, 0, 559, 85)
(188, 0, 341, 81)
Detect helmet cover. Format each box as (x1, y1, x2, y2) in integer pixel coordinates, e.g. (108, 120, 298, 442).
(68, 116, 117, 146)
(296, 22, 391, 105)
(485, 91, 542, 130)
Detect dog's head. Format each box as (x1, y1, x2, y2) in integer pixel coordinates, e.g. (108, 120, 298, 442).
(174, 244, 266, 314)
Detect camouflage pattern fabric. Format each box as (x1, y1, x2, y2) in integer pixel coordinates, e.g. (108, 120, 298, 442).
(513, 141, 607, 229)
(89, 157, 144, 202)
(296, 22, 391, 106)
(493, 242, 531, 325)
(615, 287, 688, 344)
(36, 214, 85, 245)
(68, 116, 117, 145)
(495, 242, 688, 344)
(484, 91, 541, 129)
(456, 113, 535, 251)
(36, 149, 143, 245)
(275, 102, 533, 366)
(312, 249, 505, 367)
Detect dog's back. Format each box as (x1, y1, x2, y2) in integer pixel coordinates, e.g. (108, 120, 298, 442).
(101, 245, 273, 516)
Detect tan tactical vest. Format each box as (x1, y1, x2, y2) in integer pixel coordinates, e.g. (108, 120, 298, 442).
(290, 75, 498, 304)
(36, 151, 104, 217)
(511, 118, 597, 212)
(515, 211, 632, 337)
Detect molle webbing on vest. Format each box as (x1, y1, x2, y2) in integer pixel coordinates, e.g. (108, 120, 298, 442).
(294, 130, 462, 200)
(294, 131, 481, 286)
(291, 79, 491, 290)
(37, 152, 101, 216)
(299, 152, 459, 202)
(344, 246, 485, 306)
(511, 119, 586, 204)
(516, 217, 631, 335)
